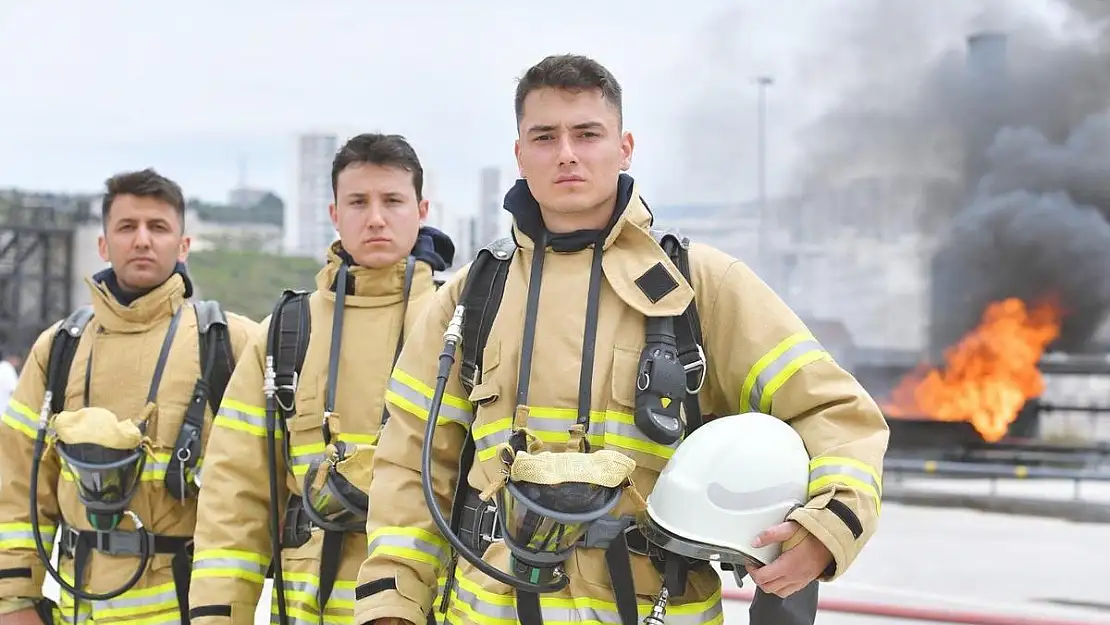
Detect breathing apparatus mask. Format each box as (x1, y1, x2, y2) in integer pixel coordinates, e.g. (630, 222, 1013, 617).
(422, 306, 641, 594)
(30, 405, 155, 601)
(300, 439, 372, 533)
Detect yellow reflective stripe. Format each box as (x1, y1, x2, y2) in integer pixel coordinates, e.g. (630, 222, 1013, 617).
(57, 569, 179, 621)
(289, 432, 376, 477)
(277, 570, 356, 611)
(58, 450, 171, 483)
(367, 526, 449, 569)
(214, 399, 280, 438)
(386, 368, 473, 426)
(740, 333, 831, 413)
(472, 407, 679, 463)
(0, 522, 55, 550)
(448, 571, 723, 625)
(809, 456, 882, 514)
(193, 548, 270, 584)
(1, 399, 40, 439)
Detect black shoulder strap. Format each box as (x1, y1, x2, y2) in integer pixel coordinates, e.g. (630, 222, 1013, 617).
(649, 227, 706, 435)
(166, 300, 235, 500)
(446, 237, 516, 566)
(268, 289, 313, 420)
(44, 306, 95, 415)
(457, 237, 516, 397)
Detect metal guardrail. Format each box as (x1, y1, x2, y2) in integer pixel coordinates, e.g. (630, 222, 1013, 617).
(884, 457, 1110, 481)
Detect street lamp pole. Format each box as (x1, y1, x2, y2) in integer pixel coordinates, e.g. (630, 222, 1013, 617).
(755, 75, 774, 276)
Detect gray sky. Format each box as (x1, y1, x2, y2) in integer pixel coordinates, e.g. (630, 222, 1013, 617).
(0, 0, 1069, 216)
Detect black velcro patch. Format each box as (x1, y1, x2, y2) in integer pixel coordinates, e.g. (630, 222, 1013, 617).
(634, 262, 679, 304)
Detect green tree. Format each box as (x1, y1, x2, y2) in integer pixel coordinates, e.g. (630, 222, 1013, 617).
(186, 249, 320, 321)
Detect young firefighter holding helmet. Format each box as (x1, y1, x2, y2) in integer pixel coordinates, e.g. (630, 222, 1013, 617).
(186, 134, 456, 625)
(353, 55, 889, 625)
(0, 169, 258, 625)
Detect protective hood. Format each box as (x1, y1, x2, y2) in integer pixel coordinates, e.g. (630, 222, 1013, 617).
(92, 262, 194, 306)
(503, 173, 638, 253)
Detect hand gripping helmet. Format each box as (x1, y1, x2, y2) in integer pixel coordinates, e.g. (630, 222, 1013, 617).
(638, 412, 810, 567)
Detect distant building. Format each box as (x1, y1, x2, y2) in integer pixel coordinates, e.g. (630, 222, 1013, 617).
(289, 133, 339, 259)
(478, 167, 502, 247)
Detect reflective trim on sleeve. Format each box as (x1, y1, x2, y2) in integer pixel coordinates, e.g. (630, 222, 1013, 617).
(289, 432, 378, 477)
(385, 368, 473, 426)
(0, 522, 56, 550)
(740, 333, 832, 414)
(1, 400, 41, 439)
(213, 399, 281, 439)
(449, 572, 724, 625)
(367, 526, 450, 570)
(808, 456, 882, 514)
(192, 548, 270, 584)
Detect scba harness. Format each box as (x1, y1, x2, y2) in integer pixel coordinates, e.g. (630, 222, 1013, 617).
(26, 300, 234, 623)
(414, 227, 711, 625)
(258, 256, 429, 625)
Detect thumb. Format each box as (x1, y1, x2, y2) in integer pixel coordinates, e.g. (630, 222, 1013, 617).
(752, 521, 799, 548)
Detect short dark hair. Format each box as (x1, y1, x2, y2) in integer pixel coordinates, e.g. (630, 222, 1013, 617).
(514, 54, 624, 127)
(331, 133, 424, 201)
(101, 168, 186, 230)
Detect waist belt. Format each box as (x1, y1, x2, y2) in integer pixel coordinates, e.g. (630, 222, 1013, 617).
(58, 523, 193, 559)
(57, 522, 193, 624)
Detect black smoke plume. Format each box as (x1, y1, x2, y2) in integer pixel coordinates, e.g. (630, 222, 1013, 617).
(789, 0, 1110, 356)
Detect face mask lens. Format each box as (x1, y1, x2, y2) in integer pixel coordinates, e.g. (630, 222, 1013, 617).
(57, 443, 145, 512)
(499, 481, 616, 555)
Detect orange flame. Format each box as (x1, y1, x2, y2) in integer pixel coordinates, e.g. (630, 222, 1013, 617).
(883, 297, 1063, 442)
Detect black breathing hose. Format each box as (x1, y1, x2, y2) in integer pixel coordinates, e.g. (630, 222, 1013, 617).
(420, 305, 569, 595)
(29, 423, 151, 601)
(264, 355, 290, 625)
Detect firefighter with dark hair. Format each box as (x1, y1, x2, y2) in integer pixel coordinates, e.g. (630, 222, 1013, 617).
(352, 55, 889, 625)
(0, 168, 257, 625)
(187, 133, 456, 625)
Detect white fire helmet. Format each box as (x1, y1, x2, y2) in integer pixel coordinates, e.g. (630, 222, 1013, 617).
(639, 412, 810, 567)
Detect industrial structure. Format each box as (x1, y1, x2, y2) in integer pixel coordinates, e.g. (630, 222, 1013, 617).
(0, 199, 86, 353)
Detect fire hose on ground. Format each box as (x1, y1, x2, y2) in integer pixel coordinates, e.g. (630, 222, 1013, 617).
(721, 587, 1110, 625)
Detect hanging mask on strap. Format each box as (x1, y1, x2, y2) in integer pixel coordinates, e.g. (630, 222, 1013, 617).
(52, 407, 149, 531)
(301, 441, 371, 533)
(485, 440, 637, 587)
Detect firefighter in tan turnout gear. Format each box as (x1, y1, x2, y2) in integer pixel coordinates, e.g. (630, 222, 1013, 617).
(0, 169, 257, 625)
(187, 134, 456, 625)
(353, 55, 889, 625)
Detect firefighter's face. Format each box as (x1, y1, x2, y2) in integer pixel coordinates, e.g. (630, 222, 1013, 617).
(514, 87, 634, 231)
(329, 163, 428, 268)
(98, 195, 189, 292)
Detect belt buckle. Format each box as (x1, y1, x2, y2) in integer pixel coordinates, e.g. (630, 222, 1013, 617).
(61, 527, 80, 554)
(479, 502, 502, 544)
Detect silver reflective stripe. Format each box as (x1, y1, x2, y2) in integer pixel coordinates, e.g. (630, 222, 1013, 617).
(192, 556, 268, 577)
(745, 337, 828, 413)
(367, 532, 449, 566)
(810, 462, 882, 498)
(385, 377, 472, 425)
(88, 584, 179, 613)
(449, 583, 724, 625)
(1, 403, 36, 430)
(0, 524, 55, 548)
(217, 405, 267, 430)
